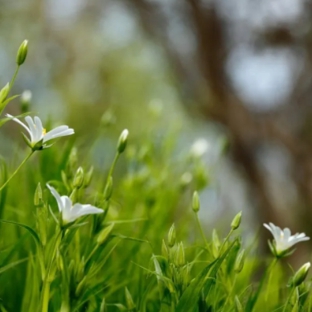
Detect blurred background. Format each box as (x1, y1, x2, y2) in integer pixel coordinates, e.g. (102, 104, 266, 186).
(1, 0, 312, 247)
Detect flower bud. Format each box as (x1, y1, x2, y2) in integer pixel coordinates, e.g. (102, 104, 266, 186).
(234, 296, 243, 312)
(125, 287, 136, 311)
(212, 229, 221, 258)
(175, 242, 186, 267)
(104, 176, 113, 200)
(192, 191, 200, 213)
(231, 211, 242, 230)
(69, 188, 78, 203)
(234, 249, 245, 273)
(16, 40, 28, 66)
(75, 276, 87, 297)
(97, 223, 114, 245)
(73, 167, 84, 189)
(84, 166, 94, 188)
(34, 182, 43, 206)
(20, 90, 32, 113)
(161, 239, 169, 259)
(117, 129, 129, 154)
(292, 262, 311, 287)
(168, 224, 176, 248)
(0, 83, 9, 103)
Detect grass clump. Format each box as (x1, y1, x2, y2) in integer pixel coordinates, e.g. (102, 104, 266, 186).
(0, 40, 311, 312)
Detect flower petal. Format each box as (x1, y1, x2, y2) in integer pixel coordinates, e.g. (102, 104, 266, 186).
(44, 126, 74, 142)
(46, 184, 65, 213)
(6, 114, 31, 137)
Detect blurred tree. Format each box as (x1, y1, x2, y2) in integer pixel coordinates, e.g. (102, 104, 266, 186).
(123, 0, 312, 241)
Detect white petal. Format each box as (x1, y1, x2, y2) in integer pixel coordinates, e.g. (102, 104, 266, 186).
(6, 114, 31, 137)
(67, 203, 103, 222)
(46, 184, 65, 213)
(43, 126, 74, 142)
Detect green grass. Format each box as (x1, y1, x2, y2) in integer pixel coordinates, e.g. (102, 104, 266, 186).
(0, 40, 311, 312)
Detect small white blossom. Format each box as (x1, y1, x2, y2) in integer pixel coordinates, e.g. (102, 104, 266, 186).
(6, 114, 74, 150)
(47, 184, 103, 225)
(190, 139, 209, 158)
(264, 222, 310, 257)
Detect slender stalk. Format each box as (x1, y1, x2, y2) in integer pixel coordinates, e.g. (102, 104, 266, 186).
(0, 150, 34, 192)
(40, 230, 62, 312)
(8, 66, 20, 93)
(105, 152, 119, 188)
(195, 213, 210, 252)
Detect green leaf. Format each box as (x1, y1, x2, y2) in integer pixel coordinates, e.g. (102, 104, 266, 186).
(0, 257, 28, 275)
(175, 240, 237, 312)
(0, 219, 41, 246)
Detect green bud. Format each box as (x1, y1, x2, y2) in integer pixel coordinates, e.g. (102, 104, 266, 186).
(175, 242, 185, 267)
(161, 239, 169, 259)
(16, 40, 28, 66)
(104, 176, 113, 200)
(84, 166, 94, 188)
(100, 298, 107, 312)
(292, 262, 311, 287)
(117, 129, 129, 154)
(212, 229, 221, 258)
(192, 191, 200, 213)
(234, 249, 245, 273)
(97, 223, 114, 245)
(125, 287, 136, 311)
(0, 83, 9, 103)
(69, 188, 78, 203)
(20, 90, 32, 113)
(34, 182, 43, 206)
(168, 224, 176, 248)
(231, 211, 242, 230)
(75, 276, 87, 297)
(234, 296, 243, 312)
(73, 167, 84, 189)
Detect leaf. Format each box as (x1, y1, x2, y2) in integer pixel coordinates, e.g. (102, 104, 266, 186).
(0, 95, 20, 116)
(175, 240, 237, 312)
(0, 157, 8, 218)
(0, 257, 28, 274)
(0, 219, 41, 246)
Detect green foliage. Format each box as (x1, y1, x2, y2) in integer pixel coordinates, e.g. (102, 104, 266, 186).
(0, 40, 312, 312)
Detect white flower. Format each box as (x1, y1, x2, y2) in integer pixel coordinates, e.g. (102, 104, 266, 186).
(47, 184, 103, 225)
(190, 139, 209, 158)
(264, 222, 310, 257)
(6, 114, 74, 150)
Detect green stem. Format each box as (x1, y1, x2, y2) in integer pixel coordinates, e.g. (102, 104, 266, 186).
(8, 66, 20, 93)
(219, 229, 234, 256)
(195, 213, 210, 252)
(282, 287, 295, 312)
(40, 230, 62, 312)
(105, 152, 119, 188)
(0, 150, 34, 192)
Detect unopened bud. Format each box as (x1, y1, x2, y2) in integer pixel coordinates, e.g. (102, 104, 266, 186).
(0, 83, 9, 103)
(20, 90, 32, 113)
(212, 229, 220, 258)
(75, 276, 87, 297)
(73, 167, 84, 189)
(231, 211, 242, 230)
(16, 40, 28, 66)
(292, 262, 311, 287)
(84, 166, 94, 188)
(117, 129, 129, 154)
(97, 223, 114, 245)
(175, 242, 185, 267)
(104, 176, 113, 200)
(234, 296, 243, 312)
(168, 224, 176, 248)
(125, 287, 136, 311)
(192, 191, 200, 213)
(234, 249, 245, 273)
(161, 239, 169, 259)
(69, 188, 78, 203)
(34, 182, 43, 206)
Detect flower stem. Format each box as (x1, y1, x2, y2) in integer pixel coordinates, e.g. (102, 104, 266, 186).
(0, 150, 34, 192)
(195, 212, 210, 252)
(8, 65, 20, 94)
